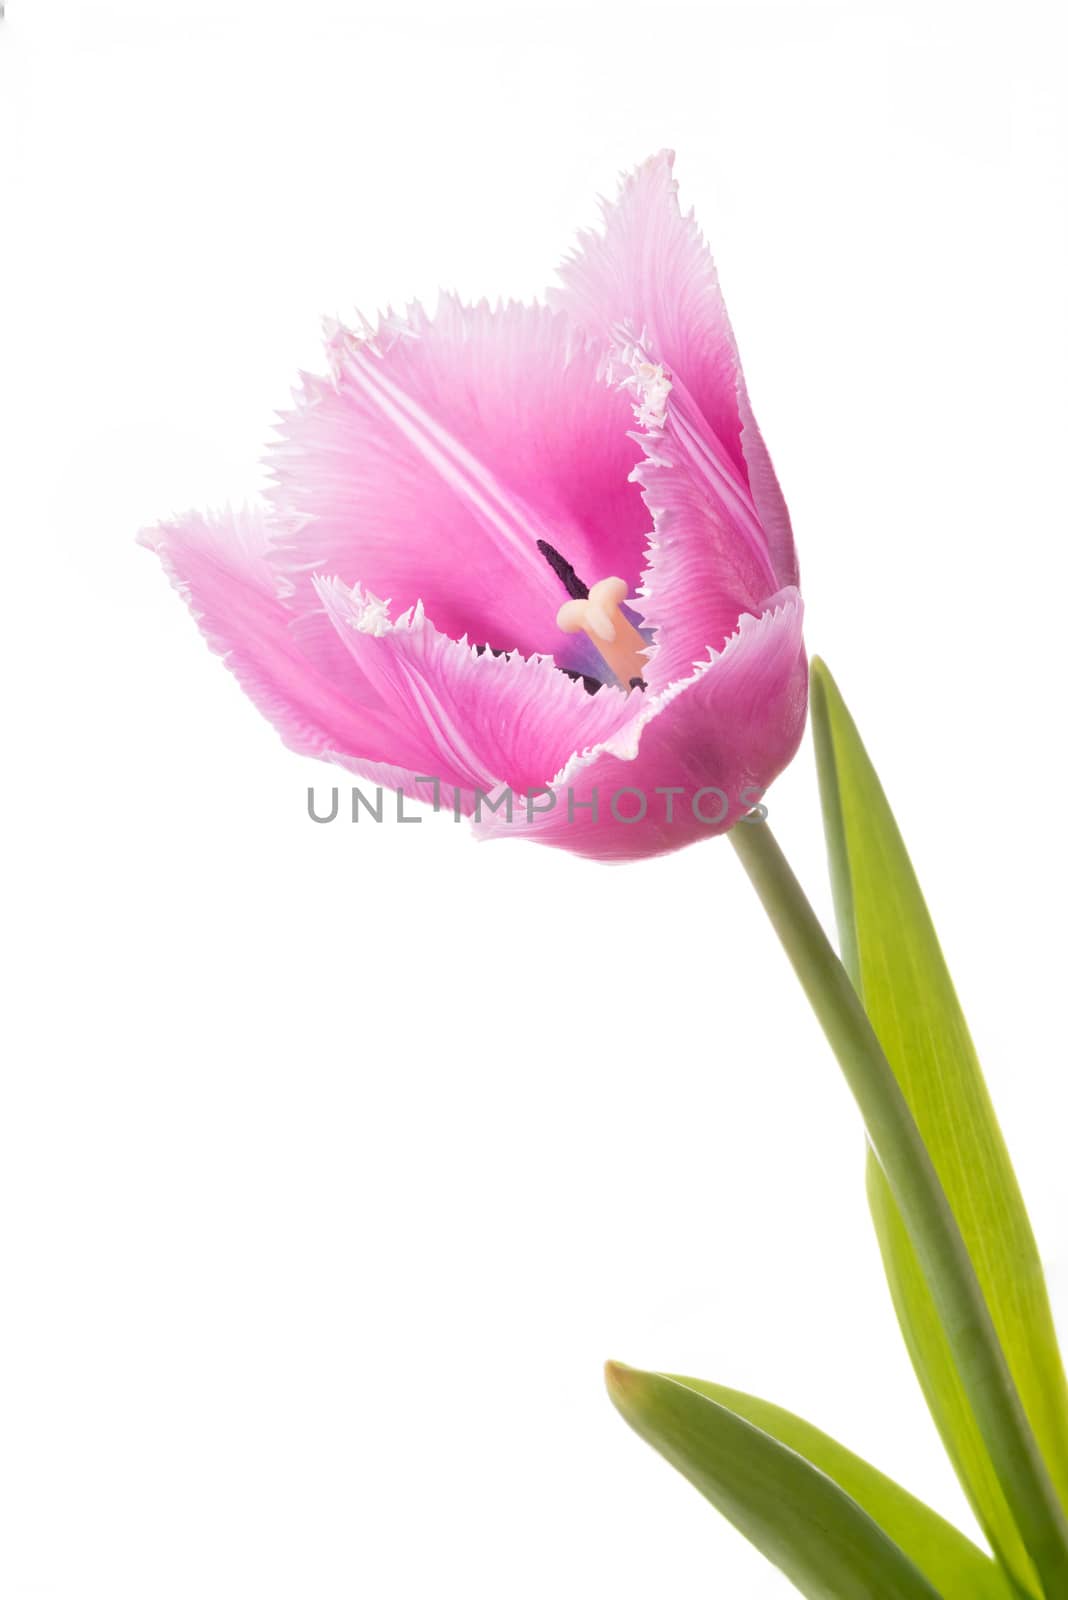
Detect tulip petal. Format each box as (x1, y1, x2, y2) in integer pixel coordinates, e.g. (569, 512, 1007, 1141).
(472, 588, 806, 859)
(632, 420, 782, 694)
(737, 385, 799, 591)
(551, 150, 798, 593)
(552, 154, 741, 461)
(139, 506, 431, 778)
(269, 297, 651, 668)
(314, 577, 640, 804)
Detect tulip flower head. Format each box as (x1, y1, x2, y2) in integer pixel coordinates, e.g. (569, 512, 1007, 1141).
(141, 152, 806, 859)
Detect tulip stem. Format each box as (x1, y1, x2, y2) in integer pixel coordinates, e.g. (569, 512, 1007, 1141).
(729, 816, 1068, 1597)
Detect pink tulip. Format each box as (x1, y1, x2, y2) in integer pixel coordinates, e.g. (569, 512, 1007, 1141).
(141, 152, 805, 860)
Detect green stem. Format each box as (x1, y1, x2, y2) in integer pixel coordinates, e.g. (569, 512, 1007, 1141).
(729, 817, 1068, 1598)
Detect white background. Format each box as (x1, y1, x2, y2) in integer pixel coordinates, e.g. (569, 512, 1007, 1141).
(2, 1, 1067, 1595)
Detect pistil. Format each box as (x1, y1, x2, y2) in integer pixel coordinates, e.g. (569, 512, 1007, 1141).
(556, 576, 648, 691)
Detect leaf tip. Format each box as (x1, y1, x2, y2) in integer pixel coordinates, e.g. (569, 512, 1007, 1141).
(605, 1360, 643, 1406)
(810, 655, 834, 697)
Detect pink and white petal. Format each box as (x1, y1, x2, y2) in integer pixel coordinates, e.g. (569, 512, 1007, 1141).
(139, 505, 427, 773)
(315, 576, 641, 804)
(551, 151, 798, 592)
(632, 414, 784, 695)
(738, 385, 799, 591)
(551, 152, 746, 472)
(471, 589, 806, 861)
(268, 297, 651, 664)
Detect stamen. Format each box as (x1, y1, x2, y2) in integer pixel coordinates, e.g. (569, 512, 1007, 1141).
(537, 540, 648, 694)
(536, 540, 590, 600)
(557, 576, 649, 692)
(559, 667, 605, 696)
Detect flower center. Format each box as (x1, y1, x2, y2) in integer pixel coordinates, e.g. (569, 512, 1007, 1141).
(557, 577, 648, 691)
(536, 540, 648, 693)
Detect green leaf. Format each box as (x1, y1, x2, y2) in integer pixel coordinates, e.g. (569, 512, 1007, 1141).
(606, 1362, 944, 1600)
(811, 657, 1068, 1596)
(674, 1375, 1015, 1600)
(730, 816, 1068, 1593)
(866, 1160, 1038, 1596)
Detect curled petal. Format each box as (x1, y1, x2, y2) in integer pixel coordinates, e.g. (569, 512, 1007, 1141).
(632, 415, 781, 695)
(471, 590, 806, 860)
(138, 506, 422, 774)
(315, 577, 641, 804)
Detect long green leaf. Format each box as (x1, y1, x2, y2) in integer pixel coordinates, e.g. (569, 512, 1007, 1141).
(730, 817, 1068, 1593)
(867, 1160, 1038, 1596)
(606, 1362, 944, 1599)
(811, 657, 1068, 1595)
(674, 1375, 1014, 1600)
